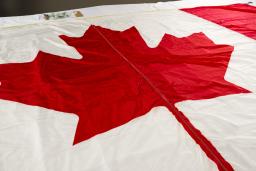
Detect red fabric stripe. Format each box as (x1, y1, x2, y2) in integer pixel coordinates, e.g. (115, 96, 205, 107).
(182, 4, 256, 40)
(166, 106, 233, 171)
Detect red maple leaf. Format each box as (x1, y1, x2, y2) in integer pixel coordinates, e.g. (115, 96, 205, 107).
(0, 25, 249, 170)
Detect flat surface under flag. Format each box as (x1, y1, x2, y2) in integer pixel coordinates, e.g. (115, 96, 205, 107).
(0, 0, 256, 171)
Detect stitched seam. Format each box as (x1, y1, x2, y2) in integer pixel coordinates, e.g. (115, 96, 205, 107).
(93, 25, 232, 171)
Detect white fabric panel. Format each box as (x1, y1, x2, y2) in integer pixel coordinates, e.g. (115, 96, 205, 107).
(176, 94, 256, 171)
(0, 21, 89, 63)
(45, 107, 217, 171)
(0, 100, 77, 171)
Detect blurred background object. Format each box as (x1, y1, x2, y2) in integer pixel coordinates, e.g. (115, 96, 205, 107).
(0, 0, 173, 17)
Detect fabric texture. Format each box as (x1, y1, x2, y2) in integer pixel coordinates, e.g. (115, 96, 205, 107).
(182, 4, 256, 40)
(0, 0, 256, 171)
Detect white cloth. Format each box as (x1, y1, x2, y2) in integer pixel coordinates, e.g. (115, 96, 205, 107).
(0, 1, 256, 170)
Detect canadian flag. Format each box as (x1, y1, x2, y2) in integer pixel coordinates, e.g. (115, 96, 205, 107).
(0, 1, 256, 171)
